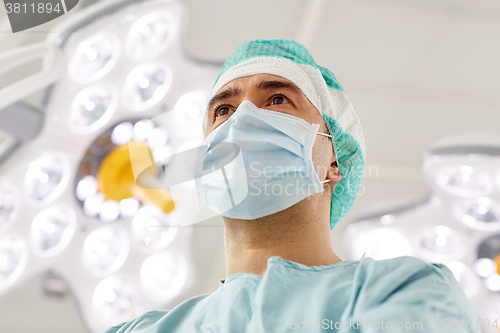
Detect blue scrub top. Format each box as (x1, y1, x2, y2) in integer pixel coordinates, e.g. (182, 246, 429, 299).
(105, 256, 480, 333)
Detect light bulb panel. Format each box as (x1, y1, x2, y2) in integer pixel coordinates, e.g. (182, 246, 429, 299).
(0, 0, 222, 332)
(422, 146, 500, 198)
(343, 143, 500, 322)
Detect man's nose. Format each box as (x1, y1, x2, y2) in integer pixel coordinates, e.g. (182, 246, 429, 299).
(235, 90, 265, 109)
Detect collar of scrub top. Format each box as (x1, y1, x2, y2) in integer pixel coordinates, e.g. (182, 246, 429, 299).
(219, 252, 368, 284)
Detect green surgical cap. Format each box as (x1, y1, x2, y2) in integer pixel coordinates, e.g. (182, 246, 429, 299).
(203, 39, 366, 230)
(215, 39, 345, 93)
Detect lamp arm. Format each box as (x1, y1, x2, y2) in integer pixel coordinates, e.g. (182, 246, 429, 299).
(0, 42, 64, 111)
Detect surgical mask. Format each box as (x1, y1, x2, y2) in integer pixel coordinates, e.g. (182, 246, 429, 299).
(194, 100, 333, 220)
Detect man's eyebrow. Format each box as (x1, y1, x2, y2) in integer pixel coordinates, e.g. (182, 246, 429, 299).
(207, 86, 241, 111)
(257, 80, 303, 95)
(206, 80, 303, 113)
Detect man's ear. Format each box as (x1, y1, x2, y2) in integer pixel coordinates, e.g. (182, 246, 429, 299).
(326, 161, 342, 183)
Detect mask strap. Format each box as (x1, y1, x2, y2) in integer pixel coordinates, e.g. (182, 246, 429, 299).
(317, 128, 335, 185)
(317, 132, 332, 138)
(320, 158, 339, 184)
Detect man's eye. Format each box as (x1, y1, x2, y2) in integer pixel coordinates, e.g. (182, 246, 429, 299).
(216, 106, 232, 118)
(271, 95, 289, 105)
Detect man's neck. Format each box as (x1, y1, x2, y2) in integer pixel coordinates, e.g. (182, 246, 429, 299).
(223, 199, 342, 278)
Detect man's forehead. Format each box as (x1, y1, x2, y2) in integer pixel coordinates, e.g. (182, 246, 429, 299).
(217, 74, 301, 93)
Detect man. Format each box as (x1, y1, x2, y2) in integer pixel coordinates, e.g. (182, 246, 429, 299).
(106, 40, 479, 332)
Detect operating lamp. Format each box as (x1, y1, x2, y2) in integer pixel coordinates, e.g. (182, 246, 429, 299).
(0, 0, 222, 332)
(343, 133, 500, 333)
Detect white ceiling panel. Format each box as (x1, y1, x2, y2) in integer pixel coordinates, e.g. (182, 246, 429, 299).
(312, 0, 447, 88)
(347, 81, 500, 165)
(182, 0, 307, 61)
(414, 13, 500, 105)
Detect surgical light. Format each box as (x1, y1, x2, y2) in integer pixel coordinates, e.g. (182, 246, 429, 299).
(24, 153, 70, 206)
(417, 226, 467, 260)
(131, 205, 178, 252)
(132, 119, 155, 141)
(445, 261, 481, 298)
(99, 200, 120, 223)
(343, 135, 500, 322)
(473, 258, 496, 278)
(172, 90, 210, 139)
(146, 127, 169, 149)
(344, 224, 412, 260)
(0, 234, 28, 289)
(68, 32, 121, 84)
(92, 275, 139, 327)
(76, 175, 98, 202)
(119, 197, 140, 219)
(152, 144, 174, 165)
(434, 165, 494, 197)
(83, 192, 105, 217)
(140, 250, 188, 302)
(82, 225, 129, 277)
(484, 274, 500, 292)
(455, 197, 500, 231)
(477, 234, 500, 293)
(123, 62, 172, 111)
(30, 204, 76, 257)
(0, 0, 221, 331)
(126, 13, 177, 60)
(0, 183, 18, 235)
(111, 122, 134, 145)
(69, 85, 118, 134)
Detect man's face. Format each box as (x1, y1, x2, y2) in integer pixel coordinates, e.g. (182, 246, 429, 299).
(206, 74, 328, 137)
(205, 73, 337, 182)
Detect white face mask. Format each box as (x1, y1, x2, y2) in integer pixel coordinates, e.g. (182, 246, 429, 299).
(193, 100, 332, 220)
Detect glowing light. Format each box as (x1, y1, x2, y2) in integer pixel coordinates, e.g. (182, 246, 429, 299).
(153, 144, 174, 165)
(126, 13, 176, 60)
(99, 200, 120, 223)
(132, 119, 155, 142)
(380, 214, 395, 225)
(76, 176, 98, 201)
(0, 183, 18, 235)
(25, 153, 70, 206)
(68, 32, 121, 84)
(146, 127, 169, 149)
(418, 226, 467, 259)
(111, 122, 134, 145)
(446, 261, 481, 298)
(455, 197, 500, 231)
(172, 91, 210, 138)
(123, 63, 172, 111)
(473, 258, 497, 278)
(83, 193, 105, 217)
(347, 228, 412, 260)
(131, 205, 178, 252)
(82, 225, 129, 277)
(70, 85, 117, 133)
(30, 204, 76, 257)
(119, 198, 140, 218)
(435, 165, 494, 197)
(484, 273, 500, 292)
(92, 275, 138, 326)
(140, 251, 188, 302)
(0, 234, 28, 289)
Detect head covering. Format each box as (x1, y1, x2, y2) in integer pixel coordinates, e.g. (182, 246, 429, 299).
(202, 39, 365, 230)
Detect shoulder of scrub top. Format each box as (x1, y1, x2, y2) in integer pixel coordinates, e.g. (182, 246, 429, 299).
(102, 292, 212, 333)
(346, 255, 479, 327)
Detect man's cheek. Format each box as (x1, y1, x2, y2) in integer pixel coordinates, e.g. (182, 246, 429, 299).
(313, 142, 332, 177)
